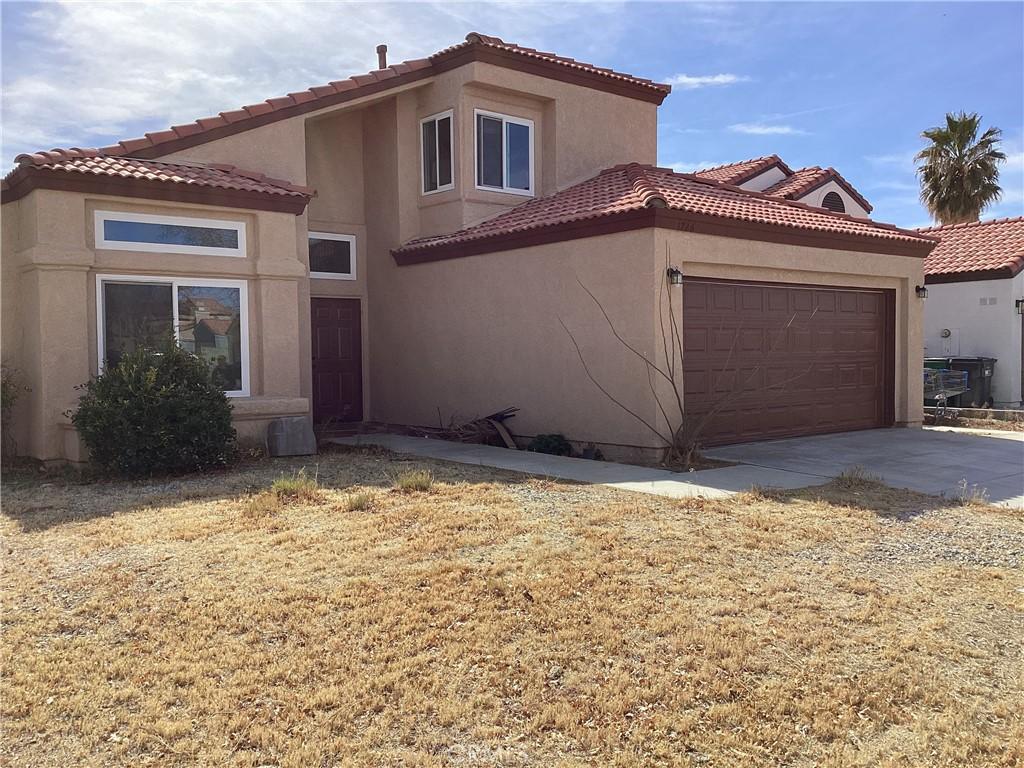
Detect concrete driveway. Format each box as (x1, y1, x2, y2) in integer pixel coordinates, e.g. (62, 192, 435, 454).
(705, 427, 1024, 509)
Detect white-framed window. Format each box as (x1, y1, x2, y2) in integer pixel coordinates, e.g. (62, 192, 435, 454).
(420, 110, 454, 195)
(95, 274, 250, 397)
(308, 232, 356, 280)
(94, 211, 246, 258)
(474, 109, 534, 196)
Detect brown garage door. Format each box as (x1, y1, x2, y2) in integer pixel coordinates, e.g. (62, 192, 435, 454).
(682, 278, 895, 445)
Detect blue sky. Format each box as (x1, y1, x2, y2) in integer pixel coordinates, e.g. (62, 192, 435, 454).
(2, 1, 1021, 228)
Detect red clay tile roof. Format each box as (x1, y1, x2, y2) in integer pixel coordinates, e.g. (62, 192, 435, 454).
(692, 155, 792, 185)
(1, 149, 314, 213)
(437, 33, 671, 98)
(23, 33, 668, 164)
(919, 216, 1024, 282)
(762, 166, 873, 213)
(394, 163, 935, 262)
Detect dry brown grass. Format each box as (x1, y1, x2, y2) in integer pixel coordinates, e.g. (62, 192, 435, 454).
(2, 449, 1022, 767)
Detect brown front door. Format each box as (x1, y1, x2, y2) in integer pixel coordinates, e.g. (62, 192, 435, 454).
(311, 297, 362, 424)
(682, 278, 895, 445)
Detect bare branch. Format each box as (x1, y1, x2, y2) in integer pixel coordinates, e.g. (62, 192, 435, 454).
(558, 316, 673, 446)
(575, 278, 675, 387)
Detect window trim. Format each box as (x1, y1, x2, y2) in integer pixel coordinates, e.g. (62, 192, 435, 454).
(473, 109, 535, 197)
(95, 273, 251, 397)
(419, 109, 455, 196)
(308, 232, 357, 280)
(94, 210, 247, 257)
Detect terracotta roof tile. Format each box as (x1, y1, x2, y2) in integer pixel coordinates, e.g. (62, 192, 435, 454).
(762, 166, 873, 213)
(395, 164, 933, 258)
(693, 156, 791, 185)
(436, 32, 671, 97)
(919, 217, 1024, 279)
(17, 34, 668, 164)
(4, 150, 314, 201)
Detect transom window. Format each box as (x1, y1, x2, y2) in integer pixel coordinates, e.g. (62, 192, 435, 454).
(308, 233, 356, 280)
(95, 211, 246, 257)
(420, 110, 454, 194)
(475, 109, 534, 196)
(96, 275, 250, 396)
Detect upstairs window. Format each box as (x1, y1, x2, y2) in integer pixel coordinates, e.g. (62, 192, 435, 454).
(94, 211, 246, 257)
(308, 233, 356, 280)
(475, 110, 534, 195)
(821, 191, 846, 213)
(420, 110, 454, 194)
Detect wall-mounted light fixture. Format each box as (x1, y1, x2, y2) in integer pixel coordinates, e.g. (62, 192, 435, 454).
(667, 266, 684, 286)
(1016, 298, 1024, 315)
(915, 285, 928, 299)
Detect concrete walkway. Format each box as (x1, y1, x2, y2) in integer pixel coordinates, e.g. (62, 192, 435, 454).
(332, 434, 828, 500)
(705, 428, 1024, 509)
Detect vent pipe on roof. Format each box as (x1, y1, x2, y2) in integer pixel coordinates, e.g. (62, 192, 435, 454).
(376, 44, 388, 70)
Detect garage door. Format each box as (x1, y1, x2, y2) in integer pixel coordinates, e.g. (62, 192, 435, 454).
(682, 278, 895, 445)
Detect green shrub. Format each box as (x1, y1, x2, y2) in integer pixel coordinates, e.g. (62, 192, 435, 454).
(394, 469, 433, 493)
(527, 433, 573, 456)
(271, 468, 321, 502)
(71, 338, 236, 477)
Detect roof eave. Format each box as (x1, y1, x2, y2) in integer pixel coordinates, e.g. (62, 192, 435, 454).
(393, 207, 936, 265)
(925, 262, 1024, 284)
(0, 166, 312, 215)
(430, 43, 671, 105)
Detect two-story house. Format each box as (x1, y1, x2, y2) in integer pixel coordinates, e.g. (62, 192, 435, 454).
(1, 33, 936, 463)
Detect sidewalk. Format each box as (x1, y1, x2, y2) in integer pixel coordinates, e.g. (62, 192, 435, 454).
(330, 434, 830, 500)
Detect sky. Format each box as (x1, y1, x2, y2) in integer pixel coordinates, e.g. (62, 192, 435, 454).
(1, 1, 1021, 229)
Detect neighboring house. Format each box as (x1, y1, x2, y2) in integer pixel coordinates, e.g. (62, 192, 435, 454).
(0, 32, 936, 463)
(920, 216, 1024, 408)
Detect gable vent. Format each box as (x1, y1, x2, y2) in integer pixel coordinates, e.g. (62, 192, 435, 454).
(822, 191, 846, 213)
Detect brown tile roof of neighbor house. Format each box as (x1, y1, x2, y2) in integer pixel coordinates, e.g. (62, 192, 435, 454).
(0, 149, 315, 214)
(8, 33, 669, 167)
(692, 155, 793, 185)
(761, 166, 874, 213)
(394, 163, 936, 264)
(919, 216, 1024, 283)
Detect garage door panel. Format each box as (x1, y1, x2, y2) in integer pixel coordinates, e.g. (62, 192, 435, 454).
(682, 279, 894, 445)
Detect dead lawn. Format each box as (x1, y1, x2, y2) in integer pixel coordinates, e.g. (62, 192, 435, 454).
(2, 448, 1022, 767)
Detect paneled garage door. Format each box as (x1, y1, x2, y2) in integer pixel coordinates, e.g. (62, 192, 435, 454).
(682, 278, 895, 445)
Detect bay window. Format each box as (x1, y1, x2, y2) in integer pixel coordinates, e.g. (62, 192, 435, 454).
(96, 275, 250, 396)
(420, 110, 454, 194)
(474, 110, 534, 195)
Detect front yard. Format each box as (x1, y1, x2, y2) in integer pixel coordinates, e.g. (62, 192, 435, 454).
(2, 448, 1021, 767)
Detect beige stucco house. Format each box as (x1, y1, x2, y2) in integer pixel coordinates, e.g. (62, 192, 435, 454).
(1, 33, 936, 463)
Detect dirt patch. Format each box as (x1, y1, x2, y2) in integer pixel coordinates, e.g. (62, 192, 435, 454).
(2, 450, 1021, 767)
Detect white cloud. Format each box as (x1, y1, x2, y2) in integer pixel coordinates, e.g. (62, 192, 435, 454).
(728, 122, 805, 136)
(665, 73, 750, 90)
(0, 1, 625, 162)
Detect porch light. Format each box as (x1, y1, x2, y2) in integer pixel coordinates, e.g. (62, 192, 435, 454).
(1016, 298, 1024, 315)
(915, 285, 928, 299)
(667, 266, 684, 286)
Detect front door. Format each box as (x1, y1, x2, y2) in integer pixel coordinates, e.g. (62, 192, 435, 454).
(311, 297, 362, 424)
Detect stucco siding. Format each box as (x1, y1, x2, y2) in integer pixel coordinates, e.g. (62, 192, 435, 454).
(3, 189, 310, 461)
(369, 229, 664, 450)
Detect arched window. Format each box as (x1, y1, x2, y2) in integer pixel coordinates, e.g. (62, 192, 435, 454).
(821, 191, 846, 213)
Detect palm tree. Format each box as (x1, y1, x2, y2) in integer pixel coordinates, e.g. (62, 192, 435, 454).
(915, 112, 1005, 225)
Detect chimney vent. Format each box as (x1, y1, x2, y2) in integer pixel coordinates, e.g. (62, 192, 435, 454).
(376, 44, 388, 70)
